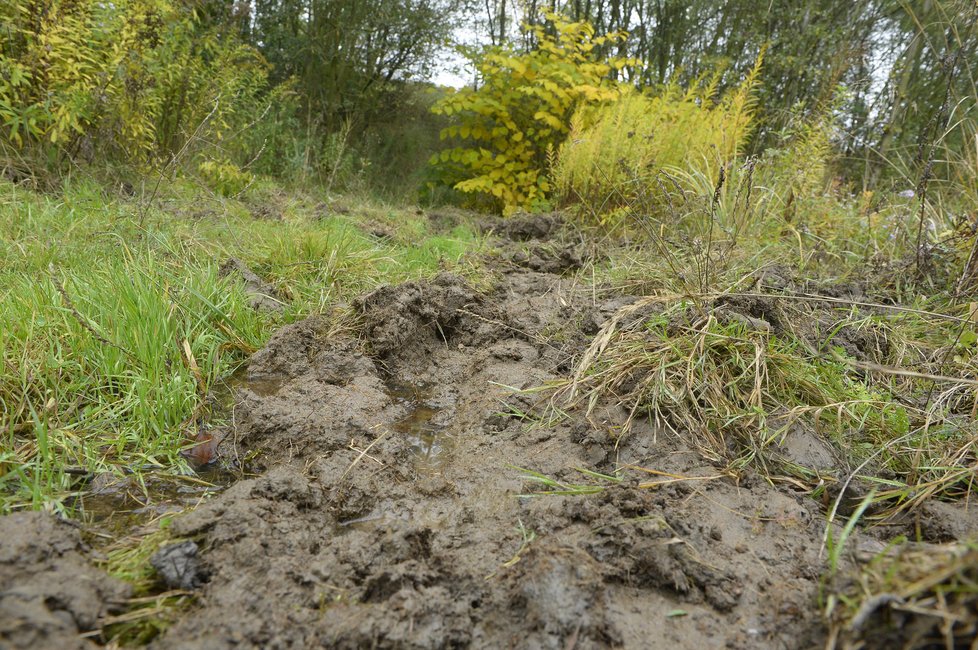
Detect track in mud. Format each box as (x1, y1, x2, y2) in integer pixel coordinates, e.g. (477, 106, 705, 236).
(147, 222, 829, 650)
(6, 216, 970, 649)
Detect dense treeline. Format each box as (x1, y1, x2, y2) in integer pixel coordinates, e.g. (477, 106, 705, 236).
(482, 0, 978, 183)
(0, 0, 975, 194)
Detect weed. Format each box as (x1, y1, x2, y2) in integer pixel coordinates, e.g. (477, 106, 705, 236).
(516, 466, 620, 497)
(486, 518, 537, 578)
(554, 53, 763, 223)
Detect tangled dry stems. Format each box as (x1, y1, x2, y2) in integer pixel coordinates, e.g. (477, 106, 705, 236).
(561, 287, 978, 519)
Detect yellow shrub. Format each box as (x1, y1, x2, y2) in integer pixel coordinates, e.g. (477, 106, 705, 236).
(0, 0, 269, 164)
(553, 52, 763, 223)
(429, 14, 632, 215)
(198, 160, 253, 197)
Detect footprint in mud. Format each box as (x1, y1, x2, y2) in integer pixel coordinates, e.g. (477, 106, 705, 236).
(387, 381, 450, 463)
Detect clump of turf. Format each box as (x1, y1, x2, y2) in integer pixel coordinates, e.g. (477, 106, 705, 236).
(561, 291, 978, 518)
(825, 541, 978, 649)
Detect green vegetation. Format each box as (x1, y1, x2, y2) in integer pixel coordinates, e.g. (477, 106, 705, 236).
(1, 1, 978, 644)
(562, 295, 977, 512)
(429, 14, 629, 213)
(0, 178, 480, 512)
(487, 0, 978, 183)
(553, 55, 762, 224)
(0, 0, 267, 164)
(99, 523, 192, 644)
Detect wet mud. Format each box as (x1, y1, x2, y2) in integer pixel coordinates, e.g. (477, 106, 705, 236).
(146, 216, 831, 649)
(0, 512, 131, 649)
(2, 213, 975, 649)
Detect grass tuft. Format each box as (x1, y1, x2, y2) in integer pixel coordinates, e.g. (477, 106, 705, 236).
(825, 541, 978, 649)
(561, 291, 978, 518)
(0, 177, 483, 512)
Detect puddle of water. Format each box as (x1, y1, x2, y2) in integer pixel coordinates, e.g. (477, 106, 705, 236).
(211, 368, 287, 411)
(234, 376, 285, 398)
(78, 369, 265, 538)
(224, 369, 450, 464)
(387, 381, 449, 463)
(78, 468, 238, 538)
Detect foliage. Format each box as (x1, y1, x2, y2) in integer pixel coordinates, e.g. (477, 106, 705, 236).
(0, 0, 269, 167)
(198, 160, 253, 197)
(236, 0, 465, 194)
(494, 0, 977, 187)
(359, 85, 452, 200)
(553, 53, 763, 222)
(252, 0, 459, 131)
(233, 82, 311, 179)
(0, 177, 482, 513)
(429, 14, 630, 214)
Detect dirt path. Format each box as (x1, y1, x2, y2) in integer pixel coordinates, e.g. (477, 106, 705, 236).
(3, 219, 893, 648)
(132, 221, 833, 649)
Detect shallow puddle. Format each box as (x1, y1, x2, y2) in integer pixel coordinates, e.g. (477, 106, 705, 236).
(213, 366, 287, 407)
(387, 381, 450, 463)
(232, 375, 285, 398)
(77, 369, 261, 537)
(78, 466, 237, 537)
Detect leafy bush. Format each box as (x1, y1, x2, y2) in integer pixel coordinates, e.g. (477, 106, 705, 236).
(197, 160, 253, 197)
(0, 0, 269, 168)
(553, 54, 763, 224)
(429, 14, 630, 214)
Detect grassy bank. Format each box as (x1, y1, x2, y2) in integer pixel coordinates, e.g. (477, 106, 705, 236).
(0, 177, 481, 513)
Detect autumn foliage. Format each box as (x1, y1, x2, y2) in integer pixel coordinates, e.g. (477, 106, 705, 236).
(0, 0, 267, 162)
(429, 14, 631, 214)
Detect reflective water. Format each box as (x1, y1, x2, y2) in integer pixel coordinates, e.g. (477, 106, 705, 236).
(387, 381, 448, 462)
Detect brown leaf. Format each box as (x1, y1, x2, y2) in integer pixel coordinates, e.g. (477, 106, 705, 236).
(181, 429, 224, 467)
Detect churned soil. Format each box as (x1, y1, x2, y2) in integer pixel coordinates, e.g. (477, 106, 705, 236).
(0, 512, 131, 649)
(3, 213, 975, 649)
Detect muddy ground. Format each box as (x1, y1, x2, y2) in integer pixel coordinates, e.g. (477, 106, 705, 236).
(2, 215, 976, 649)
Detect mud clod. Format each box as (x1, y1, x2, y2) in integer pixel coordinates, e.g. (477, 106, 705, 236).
(485, 212, 563, 241)
(356, 272, 480, 358)
(506, 242, 587, 274)
(151, 541, 203, 590)
(511, 546, 618, 649)
(0, 512, 131, 649)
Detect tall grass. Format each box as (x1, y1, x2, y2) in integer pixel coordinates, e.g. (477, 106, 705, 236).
(553, 54, 763, 225)
(0, 176, 481, 512)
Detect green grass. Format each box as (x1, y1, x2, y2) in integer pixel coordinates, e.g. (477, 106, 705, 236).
(559, 291, 978, 517)
(0, 175, 483, 513)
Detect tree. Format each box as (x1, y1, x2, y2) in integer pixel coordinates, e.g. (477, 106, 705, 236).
(249, 0, 461, 130)
(429, 14, 629, 213)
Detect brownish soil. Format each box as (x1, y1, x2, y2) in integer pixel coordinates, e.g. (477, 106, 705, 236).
(2, 215, 976, 649)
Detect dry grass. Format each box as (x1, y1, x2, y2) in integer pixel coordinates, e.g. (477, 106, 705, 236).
(826, 541, 978, 649)
(559, 288, 978, 519)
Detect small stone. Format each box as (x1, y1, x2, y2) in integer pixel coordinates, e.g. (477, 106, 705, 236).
(151, 541, 202, 590)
